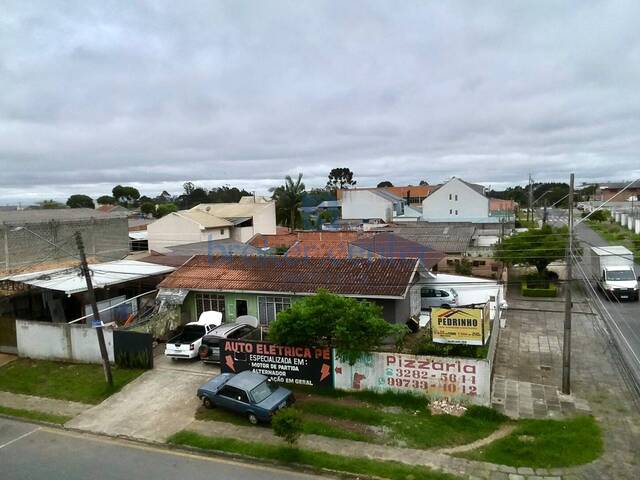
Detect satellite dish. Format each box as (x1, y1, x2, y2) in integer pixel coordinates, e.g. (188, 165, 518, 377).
(198, 311, 223, 326)
(236, 315, 259, 328)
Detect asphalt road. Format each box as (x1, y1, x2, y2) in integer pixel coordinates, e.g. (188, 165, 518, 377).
(0, 417, 327, 480)
(543, 208, 640, 386)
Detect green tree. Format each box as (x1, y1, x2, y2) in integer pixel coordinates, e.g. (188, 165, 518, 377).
(155, 203, 178, 218)
(269, 289, 400, 364)
(586, 209, 609, 222)
(454, 258, 473, 276)
(140, 202, 156, 216)
(377, 180, 393, 188)
(112, 185, 140, 207)
(66, 194, 94, 209)
(326, 167, 356, 191)
(38, 199, 65, 209)
(419, 180, 429, 186)
(271, 173, 305, 229)
(96, 195, 116, 205)
(318, 209, 335, 224)
(272, 408, 303, 445)
(494, 224, 568, 274)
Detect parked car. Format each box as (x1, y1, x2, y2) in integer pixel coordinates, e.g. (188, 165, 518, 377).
(164, 312, 222, 359)
(197, 371, 295, 424)
(199, 318, 258, 363)
(420, 287, 458, 309)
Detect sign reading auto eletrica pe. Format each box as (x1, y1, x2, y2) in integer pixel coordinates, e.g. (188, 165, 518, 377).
(221, 340, 333, 388)
(431, 305, 490, 346)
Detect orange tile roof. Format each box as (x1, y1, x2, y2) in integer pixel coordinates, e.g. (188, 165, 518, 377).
(158, 255, 418, 298)
(248, 233, 298, 249)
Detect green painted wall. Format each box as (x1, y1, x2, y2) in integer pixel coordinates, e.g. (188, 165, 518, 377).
(182, 291, 302, 323)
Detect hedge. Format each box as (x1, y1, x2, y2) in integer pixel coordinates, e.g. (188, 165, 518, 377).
(521, 281, 558, 298)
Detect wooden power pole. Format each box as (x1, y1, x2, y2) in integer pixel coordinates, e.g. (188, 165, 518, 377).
(562, 173, 574, 394)
(74, 231, 113, 386)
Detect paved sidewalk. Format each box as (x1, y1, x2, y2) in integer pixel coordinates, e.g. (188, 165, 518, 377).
(188, 419, 546, 480)
(0, 390, 89, 417)
(493, 287, 640, 480)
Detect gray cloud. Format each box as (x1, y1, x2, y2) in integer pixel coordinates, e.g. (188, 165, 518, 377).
(1, 0, 640, 203)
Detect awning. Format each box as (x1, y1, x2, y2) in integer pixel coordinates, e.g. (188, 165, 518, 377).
(4, 260, 175, 295)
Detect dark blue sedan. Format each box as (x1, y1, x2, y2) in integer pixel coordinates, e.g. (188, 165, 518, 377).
(197, 371, 295, 424)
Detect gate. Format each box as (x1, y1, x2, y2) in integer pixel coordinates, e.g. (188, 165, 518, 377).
(113, 330, 153, 369)
(0, 316, 17, 353)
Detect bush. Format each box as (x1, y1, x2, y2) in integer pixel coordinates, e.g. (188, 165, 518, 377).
(454, 259, 473, 276)
(272, 408, 303, 445)
(588, 210, 610, 222)
(521, 282, 557, 297)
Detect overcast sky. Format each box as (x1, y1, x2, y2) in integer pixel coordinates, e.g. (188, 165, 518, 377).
(1, 1, 639, 204)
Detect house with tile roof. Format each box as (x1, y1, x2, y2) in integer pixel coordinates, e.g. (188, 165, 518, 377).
(157, 255, 424, 325)
(147, 196, 276, 253)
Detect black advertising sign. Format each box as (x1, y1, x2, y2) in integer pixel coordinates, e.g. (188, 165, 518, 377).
(221, 340, 333, 388)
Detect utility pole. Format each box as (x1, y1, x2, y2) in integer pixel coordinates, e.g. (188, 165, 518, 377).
(74, 231, 113, 386)
(562, 173, 574, 395)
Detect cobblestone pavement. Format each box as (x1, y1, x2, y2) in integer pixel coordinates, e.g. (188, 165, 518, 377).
(493, 287, 640, 480)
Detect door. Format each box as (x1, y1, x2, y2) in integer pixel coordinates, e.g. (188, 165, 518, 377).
(236, 299, 248, 317)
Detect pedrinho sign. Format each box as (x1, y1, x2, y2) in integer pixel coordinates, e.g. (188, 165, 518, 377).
(431, 304, 490, 346)
(221, 340, 333, 388)
(333, 351, 491, 405)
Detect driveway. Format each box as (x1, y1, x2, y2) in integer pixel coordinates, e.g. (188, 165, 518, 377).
(66, 348, 219, 442)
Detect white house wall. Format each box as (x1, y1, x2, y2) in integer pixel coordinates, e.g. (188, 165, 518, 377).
(251, 202, 277, 236)
(422, 178, 489, 222)
(147, 213, 204, 253)
(16, 320, 115, 364)
(341, 190, 393, 222)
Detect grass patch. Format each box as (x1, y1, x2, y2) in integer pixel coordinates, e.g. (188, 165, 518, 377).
(293, 385, 429, 411)
(297, 401, 508, 448)
(169, 430, 460, 480)
(0, 405, 71, 424)
(0, 358, 144, 404)
(301, 418, 369, 442)
(458, 416, 602, 468)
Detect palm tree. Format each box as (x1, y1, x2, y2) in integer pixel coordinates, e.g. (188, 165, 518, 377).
(271, 174, 305, 229)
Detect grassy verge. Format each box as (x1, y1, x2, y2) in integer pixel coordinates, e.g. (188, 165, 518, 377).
(0, 358, 144, 404)
(169, 430, 460, 480)
(196, 406, 369, 442)
(588, 221, 640, 257)
(0, 405, 71, 425)
(458, 416, 602, 468)
(292, 386, 429, 411)
(295, 401, 508, 448)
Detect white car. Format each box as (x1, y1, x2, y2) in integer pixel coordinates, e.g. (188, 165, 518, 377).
(420, 287, 459, 309)
(164, 311, 222, 360)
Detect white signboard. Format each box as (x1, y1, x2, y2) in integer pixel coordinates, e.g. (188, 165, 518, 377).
(333, 350, 490, 405)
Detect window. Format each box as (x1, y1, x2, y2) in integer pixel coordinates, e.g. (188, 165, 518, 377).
(195, 293, 226, 320)
(455, 194, 458, 201)
(455, 210, 458, 215)
(446, 259, 454, 266)
(258, 296, 291, 325)
(449, 209, 453, 214)
(218, 386, 248, 403)
(449, 194, 452, 200)
(220, 229, 225, 235)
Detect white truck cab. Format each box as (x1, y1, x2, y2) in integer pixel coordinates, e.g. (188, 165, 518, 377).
(588, 246, 639, 301)
(164, 311, 223, 359)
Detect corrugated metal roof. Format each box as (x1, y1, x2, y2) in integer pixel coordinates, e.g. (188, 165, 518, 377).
(4, 260, 175, 294)
(176, 210, 233, 228)
(190, 201, 271, 218)
(350, 232, 445, 269)
(380, 224, 475, 254)
(166, 239, 262, 256)
(158, 255, 418, 298)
